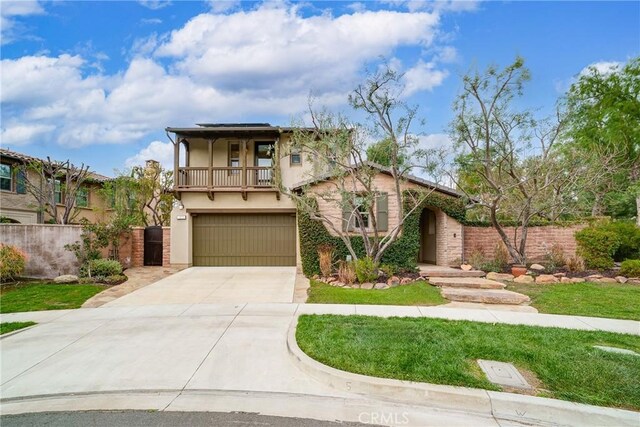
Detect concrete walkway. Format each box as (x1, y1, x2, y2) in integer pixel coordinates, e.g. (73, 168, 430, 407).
(102, 267, 297, 306)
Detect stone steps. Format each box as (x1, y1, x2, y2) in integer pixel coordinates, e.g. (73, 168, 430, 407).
(419, 269, 485, 278)
(428, 277, 506, 290)
(440, 287, 531, 305)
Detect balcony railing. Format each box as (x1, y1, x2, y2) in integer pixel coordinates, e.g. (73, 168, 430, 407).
(176, 166, 274, 190)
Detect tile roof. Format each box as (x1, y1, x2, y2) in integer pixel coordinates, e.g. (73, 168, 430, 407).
(0, 148, 111, 182)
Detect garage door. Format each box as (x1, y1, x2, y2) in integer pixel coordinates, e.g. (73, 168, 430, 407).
(192, 213, 296, 266)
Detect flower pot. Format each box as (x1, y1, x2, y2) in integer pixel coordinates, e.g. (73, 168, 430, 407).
(511, 265, 527, 277)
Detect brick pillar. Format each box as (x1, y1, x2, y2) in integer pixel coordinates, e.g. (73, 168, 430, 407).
(131, 227, 145, 267)
(162, 226, 171, 267)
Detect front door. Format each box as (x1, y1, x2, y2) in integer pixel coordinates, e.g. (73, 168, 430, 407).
(419, 209, 437, 264)
(254, 141, 273, 185)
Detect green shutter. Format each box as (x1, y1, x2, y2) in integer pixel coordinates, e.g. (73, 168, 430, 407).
(16, 169, 26, 194)
(376, 192, 388, 232)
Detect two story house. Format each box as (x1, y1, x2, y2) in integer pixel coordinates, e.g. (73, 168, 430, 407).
(0, 148, 112, 224)
(167, 123, 467, 271)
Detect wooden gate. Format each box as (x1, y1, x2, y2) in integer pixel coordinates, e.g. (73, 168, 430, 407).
(144, 226, 163, 266)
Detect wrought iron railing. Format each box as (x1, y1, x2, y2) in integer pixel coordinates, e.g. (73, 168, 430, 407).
(176, 166, 274, 189)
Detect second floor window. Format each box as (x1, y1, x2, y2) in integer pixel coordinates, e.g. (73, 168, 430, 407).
(229, 142, 240, 175)
(76, 187, 89, 208)
(290, 150, 302, 166)
(0, 164, 12, 191)
(355, 195, 370, 228)
(54, 179, 62, 204)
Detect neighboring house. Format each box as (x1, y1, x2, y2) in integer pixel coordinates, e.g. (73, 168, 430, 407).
(167, 123, 466, 270)
(0, 148, 112, 224)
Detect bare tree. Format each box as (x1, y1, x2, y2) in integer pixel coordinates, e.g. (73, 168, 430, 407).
(450, 57, 592, 264)
(22, 158, 91, 224)
(280, 66, 441, 263)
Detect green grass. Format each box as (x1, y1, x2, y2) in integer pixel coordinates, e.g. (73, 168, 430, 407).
(306, 280, 446, 306)
(296, 315, 640, 410)
(0, 322, 36, 335)
(507, 281, 640, 320)
(0, 282, 106, 313)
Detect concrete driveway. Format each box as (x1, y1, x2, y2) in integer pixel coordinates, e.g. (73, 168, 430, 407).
(104, 267, 296, 306)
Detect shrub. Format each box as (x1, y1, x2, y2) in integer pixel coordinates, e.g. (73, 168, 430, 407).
(317, 244, 335, 278)
(620, 260, 640, 277)
(480, 260, 503, 273)
(379, 264, 397, 277)
(468, 249, 486, 270)
(493, 243, 510, 270)
(566, 255, 585, 273)
(601, 221, 640, 261)
(337, 260, 356, 285)
(543, 243, 566, 272)
(0, 244, 27, 282)
(575, 227, 620, 270)
(88, 259, 123, 277)
(354, 257, 378, 283)
(104, 274, 128, 284)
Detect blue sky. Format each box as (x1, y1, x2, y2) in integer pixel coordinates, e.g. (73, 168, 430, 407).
(1, 0, 638, 176)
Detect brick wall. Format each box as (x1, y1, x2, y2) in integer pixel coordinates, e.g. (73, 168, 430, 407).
(126, 226, 171, 267)
(162, 226, 171, 267)
(463, 224, 586, 263)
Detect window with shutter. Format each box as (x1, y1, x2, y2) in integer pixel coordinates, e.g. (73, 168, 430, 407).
(376, 192, 388, 232)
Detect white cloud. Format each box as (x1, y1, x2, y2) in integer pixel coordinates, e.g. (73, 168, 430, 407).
(383, 0, 481, 13)
(0, 0, 45, 45)
(580, 61, 621, 76)
(207, 0, 240, 14)
(137, 0, 171, 10)
(1, 3, 463, 149)
(403, 60, 449, 95)
(141, 18, 163, 25)
(125, 140, 174, 169)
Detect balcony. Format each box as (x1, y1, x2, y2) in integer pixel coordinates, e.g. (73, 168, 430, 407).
(175, 166, 277, 200)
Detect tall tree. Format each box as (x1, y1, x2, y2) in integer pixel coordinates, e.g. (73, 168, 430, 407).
(450, 57, 587, 264)
(22, 158, 91, 224)
(281, 66, 441, 263)
(564, 57, 640, 223)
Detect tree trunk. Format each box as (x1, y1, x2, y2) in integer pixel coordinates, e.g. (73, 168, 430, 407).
(636, 194, 640, 227)
(591, 193, 605, 216)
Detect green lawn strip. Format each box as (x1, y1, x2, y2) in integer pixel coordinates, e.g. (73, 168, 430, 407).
(0, 283, 106, 313)
(0, 322, 37, 335)
(296, 315, 640, 410)
(306, 280, 446, 306)
(507, 282, 640, 320)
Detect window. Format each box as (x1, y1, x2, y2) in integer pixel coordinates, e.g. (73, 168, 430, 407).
(76, 187, 89, 208)
(355, 195, 370, 228)
(54, 179, 62, 204)
(0, 164, 12, 191)
(229, 142, 240, 174)
(290, 150, 302, 166)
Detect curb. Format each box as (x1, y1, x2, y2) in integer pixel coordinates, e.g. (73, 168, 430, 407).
(0, 324, 38, 340)
(287, 317, 640, 427)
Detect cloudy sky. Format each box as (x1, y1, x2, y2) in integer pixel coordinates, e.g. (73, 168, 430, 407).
(1, 0, 638, 176)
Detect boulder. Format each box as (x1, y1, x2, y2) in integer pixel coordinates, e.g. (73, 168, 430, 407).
(587, 274, 602, 280)
(400, 277, 413, 285)
(486, 272, 514, 282)
(460, 264, 473, 271)
(616, 276, 628, 284)
(529, 264, 545, 271)
(570, 277, 585, 283)
(374, 283, 389, 290)
(360, 282, 374, 290)
(334, 281, 345, 287)
(560, 277, 573, 283)
(513, 275, 534, 284)
(553, 272, 566, 278)
(387, 276, 401, 286)
(54, 274, 78, 284)
(535, 274, 559, 284)
(326, 277, 336, 283)
(351, 284, 360, 289)
(628, 278, 640, 285)
(595, 277, 617, 284)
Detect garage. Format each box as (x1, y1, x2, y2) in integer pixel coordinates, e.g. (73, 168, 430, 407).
(192, 213, 296, 266)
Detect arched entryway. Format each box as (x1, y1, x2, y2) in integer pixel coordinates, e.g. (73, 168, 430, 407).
(419, 208, 437, 264)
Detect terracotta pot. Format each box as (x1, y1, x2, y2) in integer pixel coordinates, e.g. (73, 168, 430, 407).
(511, 265, 527, 277)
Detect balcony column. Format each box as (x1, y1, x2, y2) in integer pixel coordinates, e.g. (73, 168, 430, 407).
(241, 139, 248, 200)
(208, 139, 213, 189)
(174, 139, 179, 188)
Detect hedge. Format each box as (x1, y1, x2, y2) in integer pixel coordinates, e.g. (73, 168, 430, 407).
(298, 190, 466, 277)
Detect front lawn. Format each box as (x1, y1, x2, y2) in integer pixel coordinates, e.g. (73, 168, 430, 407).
(0, 282, 106, 313)
(306, 280, 446, 306)
(0, 322, 36, 335)
(507, 282, 640, 320)
(296, 315, 640, 410)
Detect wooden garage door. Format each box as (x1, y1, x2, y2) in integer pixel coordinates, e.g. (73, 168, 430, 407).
(192, 213, 296, 266)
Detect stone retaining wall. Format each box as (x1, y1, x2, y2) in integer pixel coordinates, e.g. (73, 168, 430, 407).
(463, 224, 586, 263)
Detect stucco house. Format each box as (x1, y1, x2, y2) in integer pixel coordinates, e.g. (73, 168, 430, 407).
(167, 123, 467, 272)
(0, 148, 112, 224)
